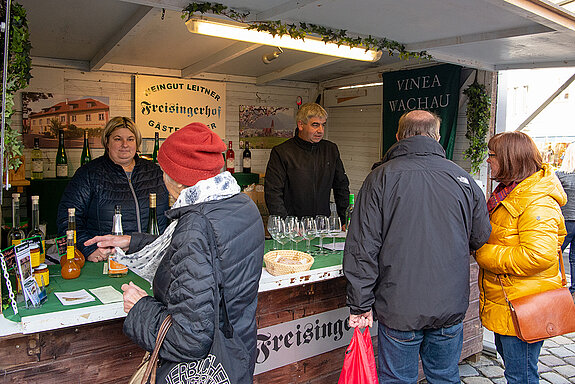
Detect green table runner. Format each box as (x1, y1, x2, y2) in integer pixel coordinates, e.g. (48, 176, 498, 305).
(3, 262, 152, 322)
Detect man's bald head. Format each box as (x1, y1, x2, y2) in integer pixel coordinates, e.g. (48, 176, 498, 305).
(396, 110, 441, 141)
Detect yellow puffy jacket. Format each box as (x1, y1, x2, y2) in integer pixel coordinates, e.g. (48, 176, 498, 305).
(476, 164, 567, 336)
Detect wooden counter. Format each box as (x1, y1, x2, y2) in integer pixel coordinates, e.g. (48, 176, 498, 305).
(0, 239, 482, 383)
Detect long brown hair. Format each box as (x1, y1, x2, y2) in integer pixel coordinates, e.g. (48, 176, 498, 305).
(488, 131, 542, 185)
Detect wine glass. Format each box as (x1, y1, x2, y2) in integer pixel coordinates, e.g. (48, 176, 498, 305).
(285, 216, 298, 250)
(328, 215, 342, 253)
(301, 216, 317, 254)
(275, 220, 289, 250)
(267, 215, 281, 250)
(287, 217, 304, 251)
(315, 215, 329, 255)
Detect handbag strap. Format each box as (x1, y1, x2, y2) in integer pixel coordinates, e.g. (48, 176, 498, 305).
(498, 250, 567, 306)
(141, 314, 173, 384)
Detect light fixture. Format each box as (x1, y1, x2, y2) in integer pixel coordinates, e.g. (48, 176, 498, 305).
(262, 47, 283, 64)
(186, 18, 382, 62)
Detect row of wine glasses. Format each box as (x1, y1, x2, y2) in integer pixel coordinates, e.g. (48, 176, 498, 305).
(267, 215, 341, 255)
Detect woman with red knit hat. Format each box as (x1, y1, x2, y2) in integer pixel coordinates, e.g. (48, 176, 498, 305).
(85, 122, 265, 383)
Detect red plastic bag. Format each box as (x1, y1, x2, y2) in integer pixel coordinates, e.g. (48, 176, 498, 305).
(338, 327, 379, 384)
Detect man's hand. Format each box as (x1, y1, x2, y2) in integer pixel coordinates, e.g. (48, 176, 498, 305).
(121, 281, 148, 314)
(87, 248, 110, 263)
(349, 310, 373, 328)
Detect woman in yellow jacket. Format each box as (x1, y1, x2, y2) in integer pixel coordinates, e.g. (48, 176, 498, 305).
(476, 132, 567, 384)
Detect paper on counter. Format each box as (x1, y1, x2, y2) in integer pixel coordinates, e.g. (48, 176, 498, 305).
(89, 286, 124, 304)
(319, 241, 346, 251)
(54, 289, 96, 306)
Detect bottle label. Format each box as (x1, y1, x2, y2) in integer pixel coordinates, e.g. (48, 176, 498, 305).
(243, 157, 251, 168)
(67, 245, 75, 260)
(32, 159, 43, 172)
(109, 259, 128, 274)
(226, 158, 234, 170)
(57, 164, 68, 177)
(11, 239, 22, 246)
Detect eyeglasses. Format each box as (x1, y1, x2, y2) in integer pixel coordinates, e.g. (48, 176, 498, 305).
(488, 153, 496, 158)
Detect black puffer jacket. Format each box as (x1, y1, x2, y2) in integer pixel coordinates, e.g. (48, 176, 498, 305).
(57, 153, 169, 257)
(123, 193, 264, 381)
(344, 136, 491, 331)
(265, 135, 350, 222)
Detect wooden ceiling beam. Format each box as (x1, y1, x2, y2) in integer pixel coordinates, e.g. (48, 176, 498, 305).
(90, 6, 157, 71)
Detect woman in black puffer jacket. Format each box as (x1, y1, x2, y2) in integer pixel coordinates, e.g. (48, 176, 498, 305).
(57, 116, 169, 262)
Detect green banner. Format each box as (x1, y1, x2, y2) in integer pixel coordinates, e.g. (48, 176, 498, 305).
(382, 64, 462, 159)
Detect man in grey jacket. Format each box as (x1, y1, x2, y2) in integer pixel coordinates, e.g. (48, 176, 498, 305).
(343, 110, 491, 383)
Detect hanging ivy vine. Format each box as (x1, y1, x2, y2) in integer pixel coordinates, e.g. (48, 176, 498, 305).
(463, 80, 491, 175)
(182, 2, 432, 61)
(0, 1, 32, 174)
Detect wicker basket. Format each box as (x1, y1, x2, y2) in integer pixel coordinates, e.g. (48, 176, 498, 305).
(264, 250, 314, 276)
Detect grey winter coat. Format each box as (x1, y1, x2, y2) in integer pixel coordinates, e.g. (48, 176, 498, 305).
(343, 135, 491, 331)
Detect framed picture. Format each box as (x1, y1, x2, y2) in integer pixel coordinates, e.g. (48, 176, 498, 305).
(239, 105, 295, 149)
(22, 92, 110, 149)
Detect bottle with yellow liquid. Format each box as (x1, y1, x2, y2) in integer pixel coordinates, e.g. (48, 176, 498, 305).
(61, 231, 81, 280)
(28, 195, 45, 264)
(7, 193, 25, 246)
(108, 205, 128, 277)
(65, 208, 85, 268)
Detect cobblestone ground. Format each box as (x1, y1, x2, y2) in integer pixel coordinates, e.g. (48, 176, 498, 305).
(455, 332, 575, 384)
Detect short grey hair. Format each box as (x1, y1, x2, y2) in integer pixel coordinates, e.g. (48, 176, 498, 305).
(296, 103, 327, 125)
(396, 110, 441, 141)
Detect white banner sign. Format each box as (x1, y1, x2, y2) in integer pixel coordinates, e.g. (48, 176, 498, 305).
(255, 307, 377, 375)
(135, 75, 226, 139)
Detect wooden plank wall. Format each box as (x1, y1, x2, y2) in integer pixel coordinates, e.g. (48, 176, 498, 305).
(15, 66, 318, 180)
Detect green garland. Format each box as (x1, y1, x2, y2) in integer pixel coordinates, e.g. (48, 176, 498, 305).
(0, 1, 32, 173)
(182, 2, 431, 61)
(463, 81, 491, 175)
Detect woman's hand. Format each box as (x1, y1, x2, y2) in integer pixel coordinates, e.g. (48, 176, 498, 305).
(121, 281, 148, 314)
(84, 235, 131, 262)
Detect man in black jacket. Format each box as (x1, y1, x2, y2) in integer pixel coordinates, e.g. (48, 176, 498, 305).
(264, 103, 350, 222)
(343, 110, 491, 383)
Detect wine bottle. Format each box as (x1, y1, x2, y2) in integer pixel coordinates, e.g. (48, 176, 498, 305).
(147, 193, 160, 235)
(61, 230, 81, 280)
(7, 193, 25, 246)
(109, 205, 128, 277)
(226, 141, 235, 173)
(28, 195, 46, 264)
(242, 142, 252, 174)
(31, 137, 44, 180)
(56, 129, 68, 178)
(152, 132, 160, 163)
(68, 208, 77, 245)
(345, 194, 355, 231)
(80, 130, 92, 166)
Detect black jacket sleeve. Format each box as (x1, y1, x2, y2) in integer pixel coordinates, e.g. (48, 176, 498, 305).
(264, 147, 289, 217)
(469, 182, 492, 251)
(342, 174, 381, 314)
(332, 146, 350, 223)
(123, 215, 216, 362)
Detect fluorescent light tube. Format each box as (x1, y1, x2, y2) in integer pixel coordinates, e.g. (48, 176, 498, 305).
(186, 18, 382, 62)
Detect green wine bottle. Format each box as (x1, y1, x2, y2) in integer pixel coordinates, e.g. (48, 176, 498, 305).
(31, 137, 44, 180)
(81, 130, 92, 166)
(152, 132, 160, 163)
(147, 193, 160, 235)
(56, 129, 68, 178)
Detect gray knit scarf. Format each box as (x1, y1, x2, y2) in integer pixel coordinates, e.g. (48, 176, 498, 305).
(111, 171, 241, 283)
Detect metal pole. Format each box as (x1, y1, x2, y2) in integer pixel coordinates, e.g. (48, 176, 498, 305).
(1, 0, 13, 202)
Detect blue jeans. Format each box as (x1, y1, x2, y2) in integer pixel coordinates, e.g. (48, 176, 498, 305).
(495, 333, 542, 384)
(562, 220, 575, 293)
(377, 322, 463, 384)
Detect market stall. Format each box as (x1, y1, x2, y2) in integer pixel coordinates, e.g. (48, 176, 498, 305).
(0, 238, 481, 383)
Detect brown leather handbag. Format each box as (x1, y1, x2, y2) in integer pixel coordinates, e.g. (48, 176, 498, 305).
(128, 314, 173, 384)
(499, 252, 575, 343)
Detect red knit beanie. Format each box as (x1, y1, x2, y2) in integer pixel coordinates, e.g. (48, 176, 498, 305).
(157, 122, 226, 186)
